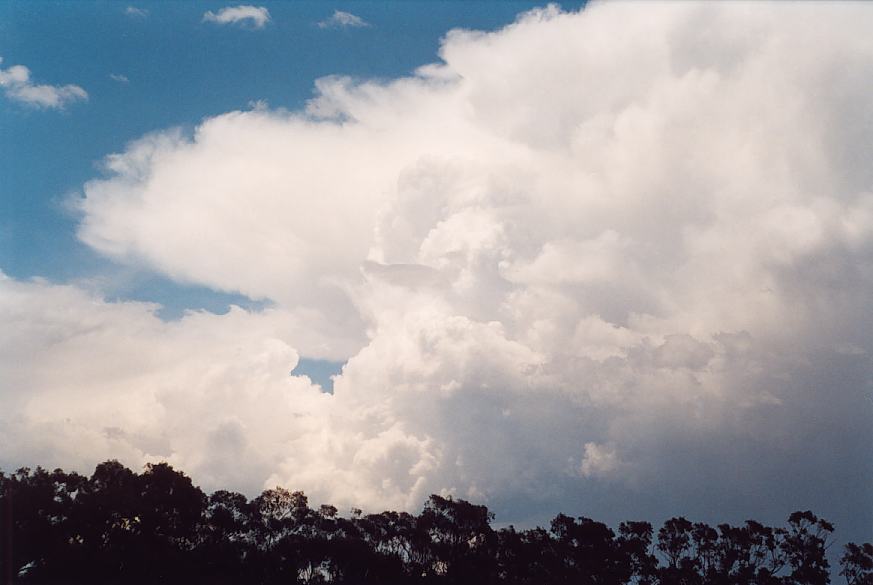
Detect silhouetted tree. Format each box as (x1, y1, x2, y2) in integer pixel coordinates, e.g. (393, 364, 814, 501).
(549, 514, 628, 584)
(618, 521, 658, 585)
(780, 511, 834, 585)
(840, 543, 873, 585)
(713, 520, 785, 585)
(196, 489, 255, 579)
(496, 525, 554, 585)
(658, 517, 702, 585)
(418, 494, 497, 583)
(0, 460, 851, 585)
(1, 467, 87, 583)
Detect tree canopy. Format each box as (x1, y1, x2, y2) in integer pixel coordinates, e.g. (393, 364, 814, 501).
(0, 462, 869, 585)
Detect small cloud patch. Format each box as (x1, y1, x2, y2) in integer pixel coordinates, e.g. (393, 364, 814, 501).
(318, 10, 369, 29)
(0, 57, 87, 109)
(203, 5, 271, 29)
(125, 6, 148, 18)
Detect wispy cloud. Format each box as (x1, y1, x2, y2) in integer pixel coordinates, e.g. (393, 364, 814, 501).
(0, 57, 87, 109)
(318, 10, 369, 29)
(109, 73, 129, 84)
(125, 6, 148, 18)
(203, 5, 271, 29)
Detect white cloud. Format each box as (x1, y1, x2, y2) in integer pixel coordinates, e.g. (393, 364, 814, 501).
(203, 5, 271, 29)
(0, 57, 87, 109)
(125, 6, 148, 18)
(110, 73, 129, 84)
(579, 442, 622, 479)
(5, 2, 873, 537)
(318, 10, 369, 29)
(0, 274, 331, 495)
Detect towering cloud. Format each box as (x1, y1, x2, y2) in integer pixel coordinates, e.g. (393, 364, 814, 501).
(4, 2, 871, 542)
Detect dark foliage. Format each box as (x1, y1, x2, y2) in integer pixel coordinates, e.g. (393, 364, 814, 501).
(0, 462, 867, 584)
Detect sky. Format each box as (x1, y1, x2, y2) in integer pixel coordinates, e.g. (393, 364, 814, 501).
(1, 0, 872, 548)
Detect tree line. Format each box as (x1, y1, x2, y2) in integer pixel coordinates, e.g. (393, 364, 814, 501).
(1, 461, 870, 585)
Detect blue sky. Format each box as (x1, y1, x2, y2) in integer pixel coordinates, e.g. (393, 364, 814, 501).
(1, 1, 871, 549)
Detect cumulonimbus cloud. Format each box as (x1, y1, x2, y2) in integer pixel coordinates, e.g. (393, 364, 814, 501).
(202, 5, 271, 29)
(0, 57, 87, 109)
(4, 2, 872, 540)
